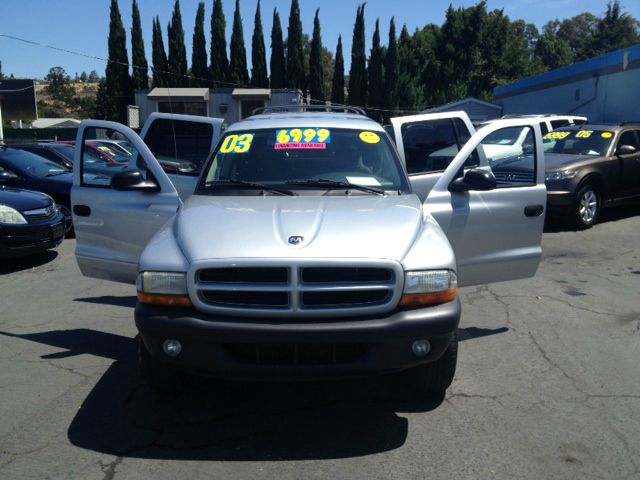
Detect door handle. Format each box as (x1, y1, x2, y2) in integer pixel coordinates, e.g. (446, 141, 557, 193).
(524, 204, 544, 217)
(73, 205, 91, 217)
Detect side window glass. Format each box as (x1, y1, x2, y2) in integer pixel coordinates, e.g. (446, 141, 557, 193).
(453, 118, 472, 144)
(618, 130, 640, 149)
(144, 119, 214, 176)
(400, 119, 459, 174)
(539, 122, 549, 136)
(485, 126, 536, 188)
(81, 127, 142, 187)
(550, 120, 570, 130)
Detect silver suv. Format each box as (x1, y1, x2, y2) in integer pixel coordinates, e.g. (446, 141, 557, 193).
(71, 108, 547, 396)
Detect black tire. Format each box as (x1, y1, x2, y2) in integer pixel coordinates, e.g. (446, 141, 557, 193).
(573, 183, 600, 229)
(138, 337, 182, 394)
(406, 332, 458, 397)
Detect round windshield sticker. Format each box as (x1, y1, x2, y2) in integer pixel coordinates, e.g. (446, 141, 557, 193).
(601, 132, 613, 138)
(359, 131, 381, 144)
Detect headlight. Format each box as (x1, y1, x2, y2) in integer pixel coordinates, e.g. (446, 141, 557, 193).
(400, 270, 458, 307)
(136, 271, 192, 307)
(545, 170, 577, 181)
(0, 205, 28, 224)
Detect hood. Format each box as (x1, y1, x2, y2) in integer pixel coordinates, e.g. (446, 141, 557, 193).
(544, 153, 603, 172)
(175, 194, 424, 262)
(0, 186, 52, 211)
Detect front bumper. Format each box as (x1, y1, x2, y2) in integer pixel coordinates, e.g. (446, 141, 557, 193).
(0, 212, 65, 259)
(135, 298, 461, 380)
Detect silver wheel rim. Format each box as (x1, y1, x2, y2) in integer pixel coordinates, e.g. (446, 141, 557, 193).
(59, 205, 73, 233)
(579, 190, 597, 223)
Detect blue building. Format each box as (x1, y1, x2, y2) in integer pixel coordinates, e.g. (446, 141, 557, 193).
(493, 44, 640, 123)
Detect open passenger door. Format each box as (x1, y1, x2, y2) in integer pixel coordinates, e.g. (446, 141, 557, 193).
(71, 120, 181, 284)
(420, 119, 547, 287)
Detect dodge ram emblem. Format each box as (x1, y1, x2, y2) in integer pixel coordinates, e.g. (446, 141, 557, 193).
(288, 235, 304, 245)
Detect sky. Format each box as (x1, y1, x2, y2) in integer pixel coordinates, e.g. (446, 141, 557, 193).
(1, 0, 638, 80)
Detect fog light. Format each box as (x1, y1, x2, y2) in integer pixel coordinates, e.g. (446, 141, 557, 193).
(163, 339, 182, 357)
(412, 340, 431, 357)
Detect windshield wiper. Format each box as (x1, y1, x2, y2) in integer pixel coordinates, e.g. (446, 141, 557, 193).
(204, 179, 296, 196)
(285, 178, 384, 196)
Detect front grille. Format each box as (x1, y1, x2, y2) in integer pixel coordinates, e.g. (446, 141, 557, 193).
(223, 343, 368, 365)
(193, 262, 400, 317)
(22, 205, 57, 222)
(493, 171, 535, 185)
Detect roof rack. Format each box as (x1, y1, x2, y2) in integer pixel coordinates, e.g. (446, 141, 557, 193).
(251, 105, 367, 116)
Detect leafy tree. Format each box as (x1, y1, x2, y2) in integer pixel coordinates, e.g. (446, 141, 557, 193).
(397, 25, 425, 110)
(80, 71, 88, 82)
(131, 0, 148, 89)
(45, 67, 73, 99)
(308, 9, 325, 101)
(367, 19, 384, 111)
(93, 78, 110, 120)
(545, 13, 597, 61)
(270, 8, 286, 88)
(383, 18, 399, 112)
(535, 31, 573, 70)
(250, 0, 268, 87)
(590, 0, 640, 57)
(229, 0, 249, 86)
(191, 2, 208, 86)
(151, 16, 169, 87)
(105, 0, 133, 123)
(286, 0, 306, 92)
(168, 0, 188, 87)
(88, 70, 100, 82)
(210, 0, 229, 87)
(331, 35, 345, 105)
(348, 4, 367, 107)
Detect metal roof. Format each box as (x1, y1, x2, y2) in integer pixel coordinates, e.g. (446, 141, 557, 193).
(147, 88, 210, 99)
(225, 113, 385, 132)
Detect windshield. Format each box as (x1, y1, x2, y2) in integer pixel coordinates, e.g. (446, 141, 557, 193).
(0, 149, 68, 177)
(197, 127, 409, 194)
(543, 130, 614, 156)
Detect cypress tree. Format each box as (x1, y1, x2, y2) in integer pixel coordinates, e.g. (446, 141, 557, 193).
(367, 19, 384, 110)
(105, 0, 133, 123)
(383, 17, 398, 112)
(348, 4, 367, 107)
(210, 0, 229, 87)
(308, 9, 325, 101)
(270, 8, 286, 88)
(229, 0, 249, 86)
(331, 35, 345, 105)
(250, 0, 268, 87)
(131, 0, 148, 90)
(191, 2, 208, 86)
(168, 0, 188, 87)
(286, 0, 306, 92)
(151, 17, 169, 87)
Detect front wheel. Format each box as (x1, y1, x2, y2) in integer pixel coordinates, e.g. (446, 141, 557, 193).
(574, 184, 600, 229)
(405, 332, 458, 398)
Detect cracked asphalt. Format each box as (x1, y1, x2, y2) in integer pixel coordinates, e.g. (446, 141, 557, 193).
(1, 205, 639, 480)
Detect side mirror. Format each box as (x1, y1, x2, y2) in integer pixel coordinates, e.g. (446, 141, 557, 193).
(110, 171, 159, 192)
(616, 144, 636, 156)
(449, 168, 497, 192)
(0, 171, 19, 185)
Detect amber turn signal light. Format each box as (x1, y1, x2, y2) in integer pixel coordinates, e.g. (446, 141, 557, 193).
(399, 288, 458, 307)
(137, 292, 193, 307)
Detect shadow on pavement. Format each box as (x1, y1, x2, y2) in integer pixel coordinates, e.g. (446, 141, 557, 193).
(0, 321, 508, 459)
(0, 250, 58, 275)
(544, 202, 640, 233)
(74, 296, 138, 308)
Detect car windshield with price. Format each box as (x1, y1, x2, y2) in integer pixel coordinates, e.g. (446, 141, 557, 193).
(197, 127, 409, 195)
(543, 129, 614, 156)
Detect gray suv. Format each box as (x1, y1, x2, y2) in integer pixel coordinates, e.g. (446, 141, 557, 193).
(71, 108, 546, 397)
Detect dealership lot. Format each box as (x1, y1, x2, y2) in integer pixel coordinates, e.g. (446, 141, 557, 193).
(0, 206, 639, 480)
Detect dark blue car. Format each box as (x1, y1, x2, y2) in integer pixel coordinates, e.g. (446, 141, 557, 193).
(0, 147, 73, 234)
(0, 169, 65, 259)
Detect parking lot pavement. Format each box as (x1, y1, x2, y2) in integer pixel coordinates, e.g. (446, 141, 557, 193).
(0, 205, 639, 480)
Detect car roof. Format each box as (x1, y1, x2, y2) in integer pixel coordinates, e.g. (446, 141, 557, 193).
(554, 123, 635, 131)
(225, 112, 385, 133)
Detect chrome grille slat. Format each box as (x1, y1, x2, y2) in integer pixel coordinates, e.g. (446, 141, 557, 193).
(22, 205, 57, 222)
(190, 260, 402, 318)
